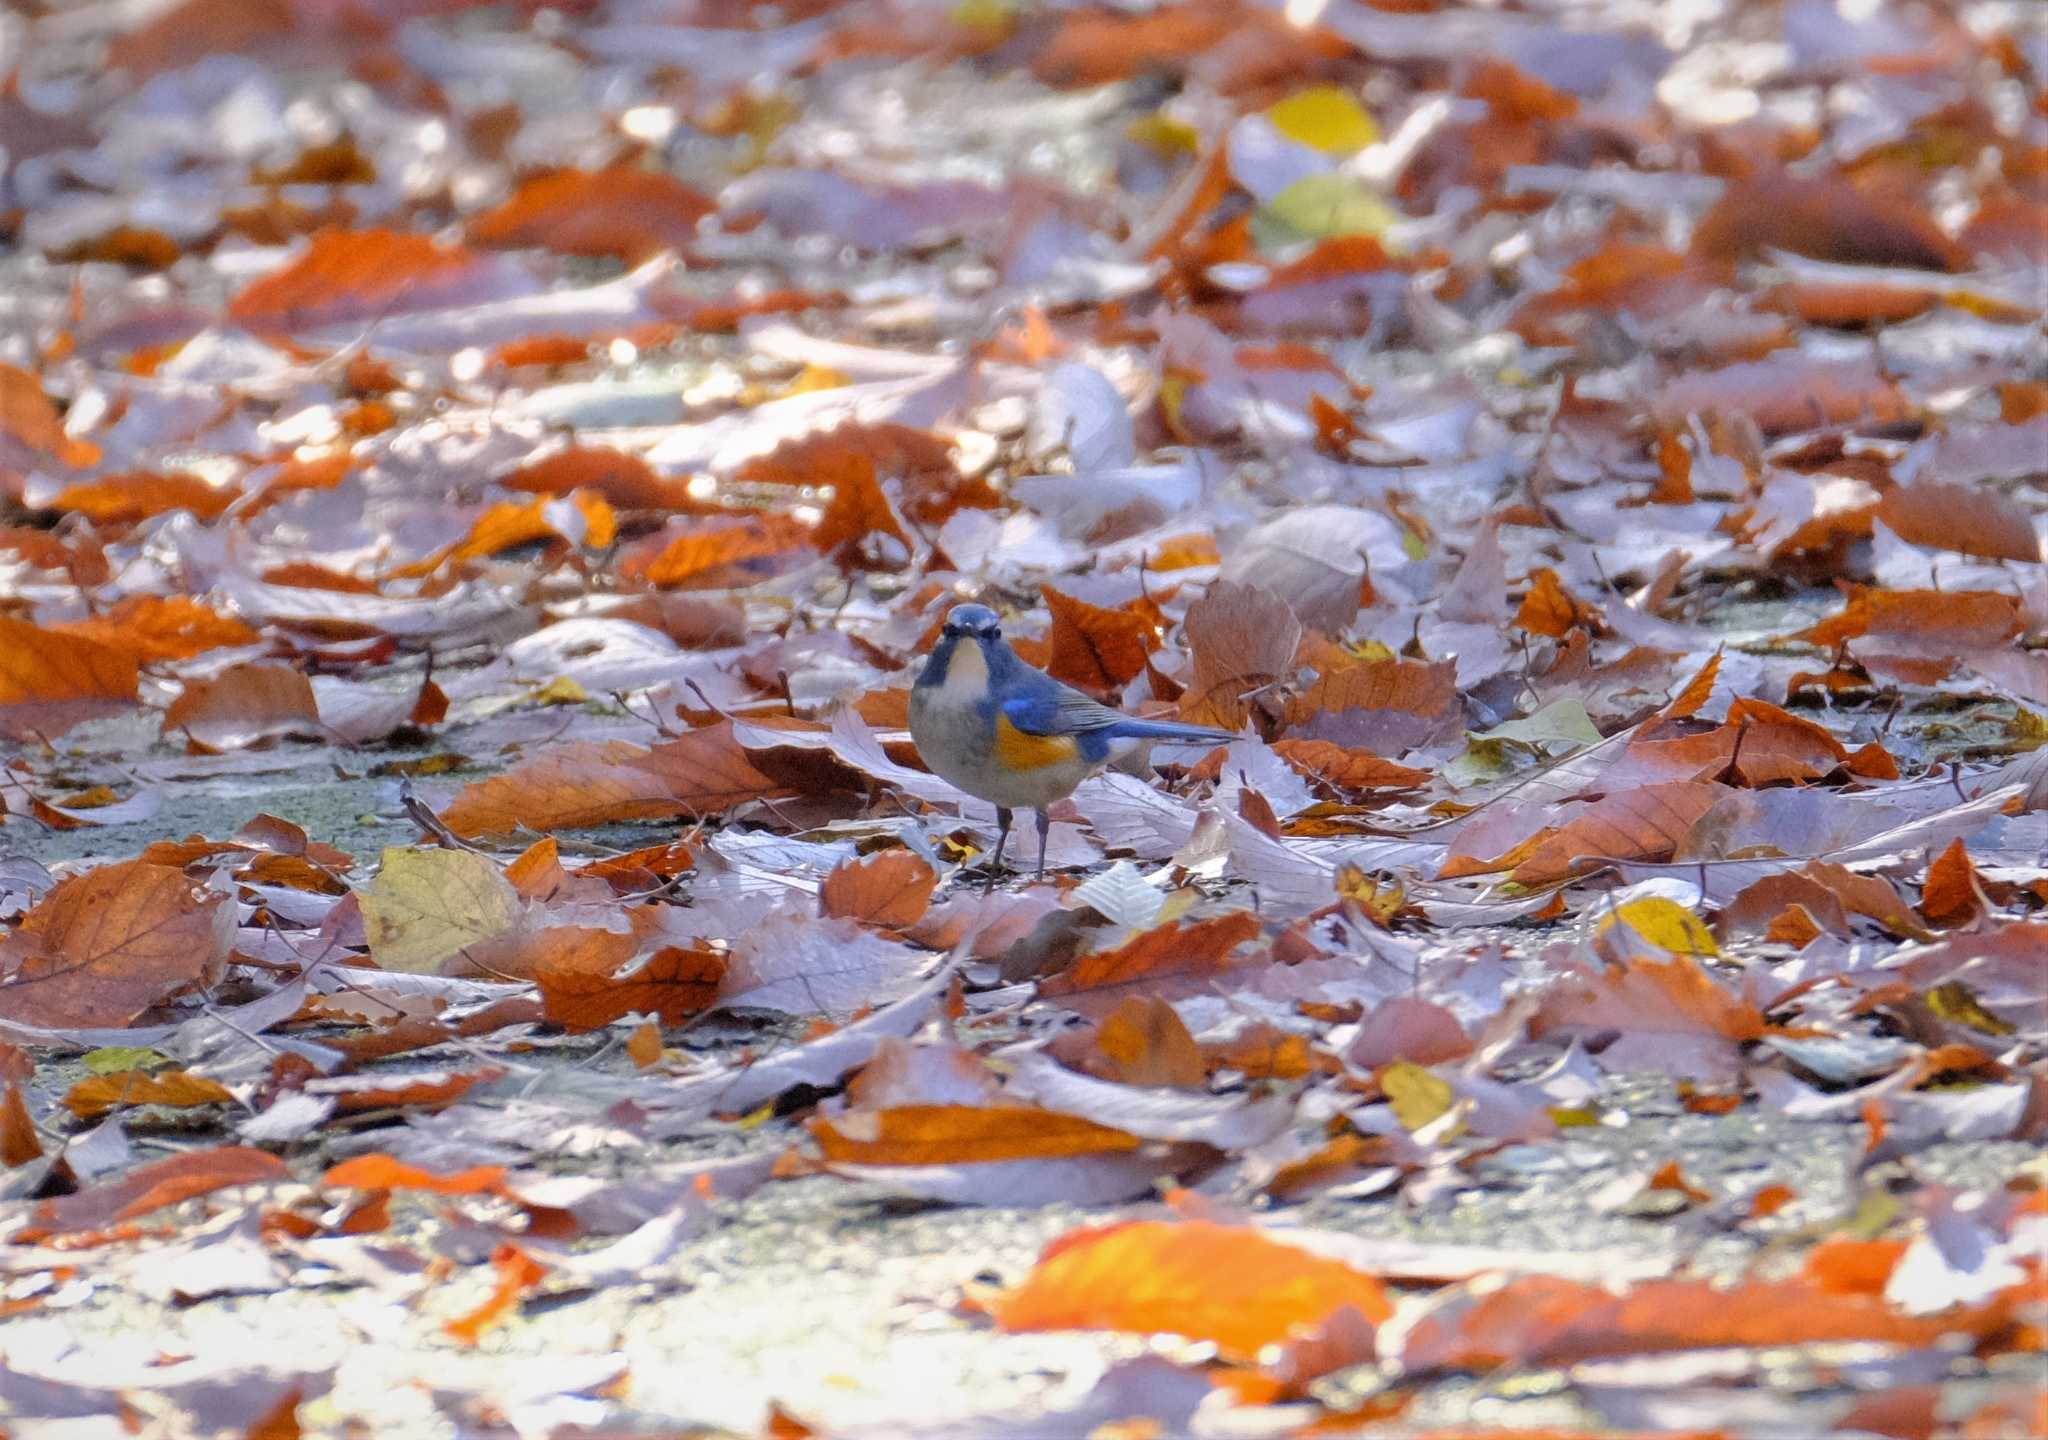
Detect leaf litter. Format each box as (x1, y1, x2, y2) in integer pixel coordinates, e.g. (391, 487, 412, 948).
(1, 0, 2046, 1434)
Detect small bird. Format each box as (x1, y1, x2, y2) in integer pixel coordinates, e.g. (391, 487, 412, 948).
(909, 602, 1237, 879)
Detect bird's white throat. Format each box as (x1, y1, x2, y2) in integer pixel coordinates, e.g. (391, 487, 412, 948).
(932, 637, 990, 707)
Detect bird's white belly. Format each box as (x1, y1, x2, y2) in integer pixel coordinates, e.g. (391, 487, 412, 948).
(910, 688, 1096, 810)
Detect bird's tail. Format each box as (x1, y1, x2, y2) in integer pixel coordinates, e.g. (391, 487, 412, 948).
(1103, 718, 1238, 746)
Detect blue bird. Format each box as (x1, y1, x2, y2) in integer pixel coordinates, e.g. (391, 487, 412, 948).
(909, 602, 1237, 879)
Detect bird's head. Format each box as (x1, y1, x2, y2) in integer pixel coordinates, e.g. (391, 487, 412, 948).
(917, 602, 1005, 692)
(940, 603, 1002, 643)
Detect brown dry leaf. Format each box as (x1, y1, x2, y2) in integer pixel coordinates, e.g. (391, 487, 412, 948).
(0, 1083, 41, 1166)
(1530, 955, 1765, 1082)
(65, 1068, 234, 1120)
(1270, 739, 1428, 795)
(1181, 581, 1301, 729)
(0, 860, 229, 1028)
(819, 851, 939, 930)
(444, 725, 787, 837)
(1042, 587, 1154, 695)
(1396, 1273, 2011, 1373)
(24, 1146, 288, 1238)
(468, 166, 714, 262)
(1804, 588, 2022, 651)
(51, 596, 258, 664)
(1285, 656, 1457, 733)
(1506, 782, 1725, 885)
(1876, 481, 2041, 563)
(228, 228, 510, 333)
(535, 941, 723, 1032)
(1691, 172, 1967, 271)
(991, 1218, 1392, 1359)
(1653, 355, 1912, 433)
(0, 616, 140, 740)
(810, 1103, 1144, 1165)
(1038, 912, 1263, 1018)
(636, 721, 794, 815)
(162, 664, 321, 751)
(1088, 995, 1207, 1089)
(443, 740, 702, 837)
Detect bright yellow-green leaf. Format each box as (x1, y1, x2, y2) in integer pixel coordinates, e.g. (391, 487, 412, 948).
(359, 847, 522, 974)
(1259, 174, 1401, 246)
(1925, 980, 2016, 1036)
(1266, 86, 1379, 155)
(1598, 896, 1720, 958)
(1382, 1061, 1454, 1131)
(84, 1045, 165, 1075)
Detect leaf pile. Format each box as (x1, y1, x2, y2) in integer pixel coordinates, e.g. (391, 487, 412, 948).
(1, 0, 2045, 1433)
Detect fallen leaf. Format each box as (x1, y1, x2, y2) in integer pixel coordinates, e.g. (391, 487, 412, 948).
(0, 860, 229, 1028)
(992, 1218, 1393, 1358)
(358, 848, 523, 974)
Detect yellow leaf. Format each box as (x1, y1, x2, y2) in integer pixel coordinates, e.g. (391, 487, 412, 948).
(359, 848, 522, 974)
(1266, 85, 1379, 155)
(533, 675, 590, 706)
(1598, 897, 1720, 958)
(1128, 112, 1201, 157)
(1381, 1060, 1453, 1130)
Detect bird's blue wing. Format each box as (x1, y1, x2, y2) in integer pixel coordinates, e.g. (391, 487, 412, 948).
(998, 680, 1127, 737)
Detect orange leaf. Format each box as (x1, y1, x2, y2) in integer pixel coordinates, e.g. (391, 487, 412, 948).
(819, 851, 938, 929)
(810, 1104, 1143, 1165)
(992, 1218, 1392, 1358)
(229, 228, 506, 334)
(46, 470, 234, 524)
(499, 446, 703, 511)
(1042, 588, 1154, 694)
(1921, 838, 1986, 928)
(0, 616, 139, 740)
(468, 166, 713, 262)
(536, 941, 724, 1032)
(1039, 912, 1263, 1018)
(0, 860, 228, 1028)
(51, 596, 258, 664)
(0, 361, 99, 473)
(632, 514, 811, 588)
(1504, 782, 1724, 885)
(65, 1069, 234, 1120)
(1397, 1273, 2008, 1371)
(444, 1243, 550, 1345)
(1514, 567, 1596, 638)
(321, 1154, 509, 1195)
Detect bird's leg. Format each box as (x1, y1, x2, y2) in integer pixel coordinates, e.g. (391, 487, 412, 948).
(1034, 807, 1051, 879)
(987, 806, 1013, 890)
